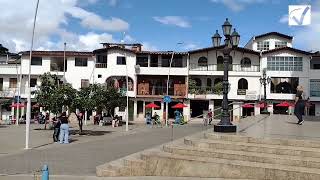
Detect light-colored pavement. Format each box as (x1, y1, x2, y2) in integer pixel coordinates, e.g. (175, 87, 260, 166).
(240, 114, 320, 140)
(0, 114, 319, 179)
(0, 123, 205, 176)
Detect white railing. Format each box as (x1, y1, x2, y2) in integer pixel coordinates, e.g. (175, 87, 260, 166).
(189, 64, 260, 72)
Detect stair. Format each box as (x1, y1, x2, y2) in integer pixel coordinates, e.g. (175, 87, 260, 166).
(96, 132, 320, 180)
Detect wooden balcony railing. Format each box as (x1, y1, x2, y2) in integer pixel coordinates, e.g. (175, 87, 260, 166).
(137, 83, 186, 96)
(96, 63, 107, 68)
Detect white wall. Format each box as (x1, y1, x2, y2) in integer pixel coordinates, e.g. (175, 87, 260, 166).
(261, 50, 310, 100)
(252, 35, 293, 51)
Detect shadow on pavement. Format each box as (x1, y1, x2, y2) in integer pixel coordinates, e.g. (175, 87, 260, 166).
(69, 130, 113, 136)
(0, 125, 8, 128)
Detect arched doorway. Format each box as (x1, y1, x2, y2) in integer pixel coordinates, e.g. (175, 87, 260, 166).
(105, 76, 134, 91)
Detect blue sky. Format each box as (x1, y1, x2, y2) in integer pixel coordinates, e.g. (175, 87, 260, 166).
(0, 0, 319, 52)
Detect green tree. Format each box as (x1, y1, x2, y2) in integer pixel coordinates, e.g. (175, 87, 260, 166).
(34, 73, 60, 129)
(188, 79, 197, 94)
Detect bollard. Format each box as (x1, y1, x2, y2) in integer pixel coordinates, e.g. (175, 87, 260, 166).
(41, 164, 49, 180)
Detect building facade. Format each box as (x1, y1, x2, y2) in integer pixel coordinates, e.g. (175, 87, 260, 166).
(0, 32, 319, 122)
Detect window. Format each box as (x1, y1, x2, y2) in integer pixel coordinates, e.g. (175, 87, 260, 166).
(198, 57, 208, 67)
(51, 57, 67, 72)
(9, 78, 17, 88)
(275, 41, 287, 48)
(240, 57, 251, 67)
(0, 78, 3, 91)
(310, 79, 320, 97)
(136, 55, 148, 67)
(270, 77, 299, 94)
(117, 56, 126, 65)
(31, 57, 42, 66)
(238, 78, 248, 89)
(75, 57, 88, 67)
(98, 74, 102, 78)
(97, 55, 107, 63)
(172, 55, 183, 67)
(81, 79, 90, 88)
(207, 78, 212, 87)
(30, 78, 37, 87)
(257, 41, 269, 51)
(267, 56, 303, 71)
(194, 78, 201, 86)
(161, 55, 170, 67)
(150, 55, 158, 67)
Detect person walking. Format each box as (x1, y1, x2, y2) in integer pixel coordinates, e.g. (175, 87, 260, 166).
(77, 112, 83, 133)
(52, 116, 61, 142)
(59, 112, 69, 144)
(208, 109, 213, 125)
(294, 85, 305, 125)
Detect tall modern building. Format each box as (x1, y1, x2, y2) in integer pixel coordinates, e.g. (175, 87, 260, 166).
(0, 32, 319, 122)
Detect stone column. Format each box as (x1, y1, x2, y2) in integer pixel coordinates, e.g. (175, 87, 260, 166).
(268, 104, 273, 114)
(133, 100, 137, 121)
(183, 99, 190, 122)
(142, 101, 146, 116)
(21, 102, 25, 117)
(11, 101, 15, 118)
(209, 100, 214, 111)
(232, 102, 242, 122)
(254, 103, 260, 116)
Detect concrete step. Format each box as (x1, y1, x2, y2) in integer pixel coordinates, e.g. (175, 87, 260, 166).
(204, 133, 320, 148)
(141, 151, 320, 180)
(163, 144, 320, 169)
(96, 156, 146, 177)
(185, 137, 320, 158)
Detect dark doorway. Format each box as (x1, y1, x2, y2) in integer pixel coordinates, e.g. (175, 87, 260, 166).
(273, 103, 288, 114)
(190, 100, 208, 117)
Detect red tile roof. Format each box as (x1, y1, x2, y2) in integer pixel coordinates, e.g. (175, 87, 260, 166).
(20, 51, 93, 57)
(261, 47, 312, 55)
(255, 32, 293, 40)
(188, 45, 260, 56)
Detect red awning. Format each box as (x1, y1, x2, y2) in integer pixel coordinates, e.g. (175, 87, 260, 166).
(10, 103, 25, 108)
(242, 103, 254, 108)
(145, 103, 160, 108)
(172, 103, 188, 109)
(276, 101, 294, 107)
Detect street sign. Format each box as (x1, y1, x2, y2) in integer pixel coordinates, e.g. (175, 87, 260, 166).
(163, 95, 172, 103)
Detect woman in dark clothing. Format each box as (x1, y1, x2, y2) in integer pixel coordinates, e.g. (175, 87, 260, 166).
(294, 85, 305, 125)
(77, 112, 83, 133)
(52, 116, 61, 142)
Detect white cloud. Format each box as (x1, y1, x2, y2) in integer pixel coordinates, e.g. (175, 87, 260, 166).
(141, 42, 158, 51)
(279, 14, 288, 24)
(153, 16, 191, 28)
(182, 43, 201, 50)
(67, 7, 129, 31)
(294, 11, 320, 51)
(210, 0, 264, 12)
(0, 0, 129, 52)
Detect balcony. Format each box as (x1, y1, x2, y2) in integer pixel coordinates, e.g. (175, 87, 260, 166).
(237, 89, 247, 95)
(137, 83, 186, 97)
(189, 64, 260, 72)
(95, 63, 107, 68)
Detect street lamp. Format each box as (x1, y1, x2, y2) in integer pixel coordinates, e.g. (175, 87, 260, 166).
(259, 68, 271, 114)
(165, 42, 183, 126)
(213, 18, 240, 133)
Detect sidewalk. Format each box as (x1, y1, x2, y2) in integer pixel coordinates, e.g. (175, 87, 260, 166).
(0, 123, 147, 156)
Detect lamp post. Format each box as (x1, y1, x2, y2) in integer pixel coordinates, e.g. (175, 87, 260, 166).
(259, 68, 271, 114)
(213, 18, 240, 133)
(26, 0, 40, 149)
(165, 42, 183, 126)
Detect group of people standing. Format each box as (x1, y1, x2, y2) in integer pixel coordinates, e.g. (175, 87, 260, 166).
(52, 112, 70, 144)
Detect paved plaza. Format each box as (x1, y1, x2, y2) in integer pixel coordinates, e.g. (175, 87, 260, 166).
(0, 114, 319, 179)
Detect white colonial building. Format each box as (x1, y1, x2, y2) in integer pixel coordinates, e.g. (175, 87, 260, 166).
(0, 32, 319, 122)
